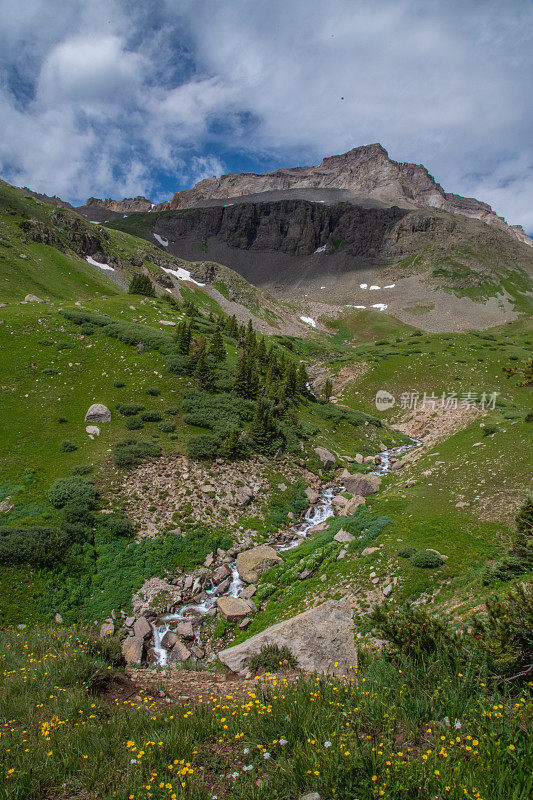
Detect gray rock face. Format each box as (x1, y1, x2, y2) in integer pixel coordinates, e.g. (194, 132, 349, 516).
(236, 545, 283, 583)
(343, 473, 382, 496)
(314, 447, 336, 469)
(218, 600, 358, 676)
(84, 403, 111, 423)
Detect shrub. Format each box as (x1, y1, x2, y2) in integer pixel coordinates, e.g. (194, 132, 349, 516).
(125, 415, 144, 430)
(128, 273, 155, 297)
(471, 581, 533, 682)
(59, 440, 77, 452)
(248, 644, 297, 673)
(79, 323, 94, 335)
(398, 546, 418, 559)
(166, 355, 189, 375)
(0, 525, 67, 566)
(113, 438, 161, 468)
(116, 402, 144, 416)
(186, 434, 221, 461)
(410, 549, 444, 568)
(70, 464, 93, 476)
(43, 368, 58, 375)
(482, 424, 499, 436)
(98, 512, 134, 538)
(58, 417, 68, 423)
(140, 410, 163, 422)
(165, 406, 180, 415)
(146, 386, 160, 396)
(114, 380, 125, 388)
(158, 420, 176, 433)
(48, 477, 98, 510)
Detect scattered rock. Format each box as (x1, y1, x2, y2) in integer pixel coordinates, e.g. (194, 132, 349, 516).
(132, 577, 182, 616)
(241, 584, 257, 599)
(237, 545, 282, 583)
(24, 294, 43, 302)
(314, 447, 336, 469)
(85, 425, 100, 437)
(305, 487, 319, 504)
(168, 641, 191, 663)
(332, 495, 347, 514)
(344, 495, 366, 514)
(54, 613, 62, 624)
(382, 584, 393, 597)
(0, 499, 14, 513)
(219, 600, 358, 676)
(216, 596, 252, 622)
(361, 546, 381, 557)
(299, 793, 323, 800)
(334, 529, 356, 544)
(175, 621, 195, 640)
(84, 403, 111, 423)
(213, 564, 232, 584)
(277, 483, 288, 492)
(235, 486, 254, 507)
(161, 631, 178, 649)
(355, 453, 364, 464)
(125, 616, 135, 628)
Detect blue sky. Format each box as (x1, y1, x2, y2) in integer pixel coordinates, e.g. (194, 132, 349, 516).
(1, 0, 532, 233)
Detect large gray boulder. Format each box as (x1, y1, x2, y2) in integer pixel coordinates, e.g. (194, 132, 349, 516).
(314, 447, 336, 469)
(122, 636, 144, 665)
(218, 600, 357, 676)
(343, 473, 382, 497)
(216, 596, 252, 622)
(84, 403, 111, 423)
(24, 294, 43, 303)
(236, 545, 282, 583)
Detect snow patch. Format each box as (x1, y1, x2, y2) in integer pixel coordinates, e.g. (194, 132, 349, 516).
(384, 283, 396, 289)
(359, 283, 368, 289)
(320, 286, 326, 289)
(346, 305, 366, 309)
(371, 303, 388, 311)
(314, 244, 327, 253)
(161, 266, 205, 287)
(300, 316, 317, 327)
(369, 285, 381, 290)
(89, 220, 100, 224)
(153, 233, 169, 247)
(86, 256, 114, 271)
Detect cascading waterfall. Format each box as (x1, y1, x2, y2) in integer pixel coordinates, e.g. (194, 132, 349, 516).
(150, 437, 421, 666)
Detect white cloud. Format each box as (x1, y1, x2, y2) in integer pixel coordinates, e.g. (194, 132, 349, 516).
(0, 0, 532, 230)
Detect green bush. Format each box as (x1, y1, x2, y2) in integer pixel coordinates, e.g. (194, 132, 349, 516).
(140, 410, 163, 422)
(182, 389, 254, 437)
(125, 415, 144, 430)
(398, 546, 418, 559)
(70, 464, 93, 476)
(114, 380, 125, 388)
(0, 525, 67, 567)
(146, 386, 160, 396)
(482, 424, 499, 436)
(98, 512, 134, 538)
(48, 477, 98, 510)
(186, 434, 221, 461)
(79, 323, 94, 335)
(158, 420, 176, 433)
(113, 438, 162, 469)
(410, 549, 444, 568)
(166, 355, 189, 375)
(116, 402, 144, 416)
(165, 406, 180, 415)
(248, 644, 297, 673)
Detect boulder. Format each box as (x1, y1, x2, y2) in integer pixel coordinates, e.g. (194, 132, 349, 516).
(54, 613, 62, 624)
(84, 403, 111, 423)
(344, 495, 366, 514)
(361, 546, 381, 557)
(24, 294, 43, 302)
(236, 545, 282, 583)
(132, 577, 182, 616)
(175, 621, 195, 640)
(216, 596, 252, 622)
(235, 487, 254, 507)
(305, 487, 319, 504)
(161, 631, 178, 649)
(168, 641, 191, 663)
(241, 584, 257, 599)
(122, 636, 144, 665)
(133, 617, 152, 640)
(219, 600, 357, 676)
(382, 584, 393, 597)
(86, 425, 100, 437)
(343, 473, 382, 497)
(125, 616, 135, 628)
(334, 529, 356, 543)
(332, 495, 347, 514)
(314, 447, 336, 469)
(212, 564, 232, 584)
(306, 521, 329, 536)
(99, 621, 114, 638)
(355, 453, 364, 464)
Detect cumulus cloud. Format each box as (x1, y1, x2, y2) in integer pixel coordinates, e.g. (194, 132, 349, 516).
(0, 0, 532, 231)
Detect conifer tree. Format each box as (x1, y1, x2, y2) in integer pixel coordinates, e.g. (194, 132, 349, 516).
(209, 326, 226, 362)
(324, 378, 333, 401)
(297, 362, 309, 394)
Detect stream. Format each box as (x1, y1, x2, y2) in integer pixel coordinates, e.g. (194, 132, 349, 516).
(151, 437, 421, 666)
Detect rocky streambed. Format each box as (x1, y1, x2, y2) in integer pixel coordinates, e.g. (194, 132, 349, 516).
(114, 438, 421, 668)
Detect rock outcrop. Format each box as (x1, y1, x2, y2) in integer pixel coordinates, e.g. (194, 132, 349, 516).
(218, 600, 358, 676)
(342, 473, 382, 496)
(85, 195, 152, 213)
(84, 403, 111, 423)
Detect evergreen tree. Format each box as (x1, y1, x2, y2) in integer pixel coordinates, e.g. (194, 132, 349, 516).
(297, 362, 309, 394)
(234, 348, 250, 397)
(128, 273, 155, 297)
(323, 378, 333, 401)
(250, 399, 277, 450)
(193, 341, 214, 390)
(209, 326, 226, 362)
(175, 321, 192, 355)
(284, 362, 297, 398)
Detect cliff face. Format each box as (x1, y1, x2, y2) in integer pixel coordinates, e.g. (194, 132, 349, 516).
(155, 144, 531, 246)
(85, 196, 152, 213)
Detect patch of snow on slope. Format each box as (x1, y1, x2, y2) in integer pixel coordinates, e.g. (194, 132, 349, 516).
(300, 316, 317, 327)
(384, 283, 395, 288)
(161, 266, 205, 287)
(86, 256, 114, 271)
(314, 245, 326, 253)
(371, 303, 388, 311)
(359, 283, 368, 289)
(369, 285, 381, 290)
(346, 305, 366, 309)
(153, 233, 169, 247)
